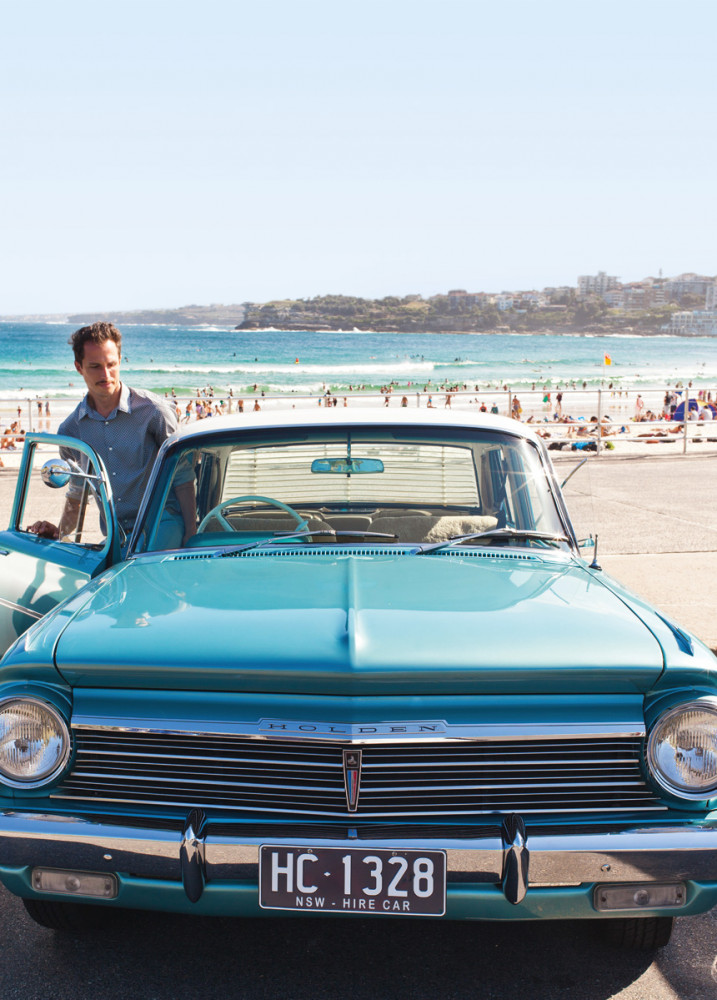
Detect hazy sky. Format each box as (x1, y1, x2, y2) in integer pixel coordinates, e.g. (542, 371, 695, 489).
(1, 0, 715, 313)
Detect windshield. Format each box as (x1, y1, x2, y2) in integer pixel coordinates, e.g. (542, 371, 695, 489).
(135, 425, 568, 553)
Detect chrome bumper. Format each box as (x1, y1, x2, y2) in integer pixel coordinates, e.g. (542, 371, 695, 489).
(1, 810, 716, 906)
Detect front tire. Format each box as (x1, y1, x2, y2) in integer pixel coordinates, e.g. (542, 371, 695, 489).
(602, 916, 674, 950)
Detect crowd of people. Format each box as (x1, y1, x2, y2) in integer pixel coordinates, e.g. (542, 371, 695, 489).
(4, 377, 717, 456)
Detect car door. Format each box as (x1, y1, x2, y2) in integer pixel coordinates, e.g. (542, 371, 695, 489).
(0, 433, 120, 657)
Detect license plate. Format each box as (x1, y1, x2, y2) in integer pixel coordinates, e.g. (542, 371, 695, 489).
(259, 845, 446, 916)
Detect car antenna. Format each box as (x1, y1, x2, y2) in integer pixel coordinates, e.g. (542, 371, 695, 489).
(560, 456, 588, 489)
(589, 533, 602, 571)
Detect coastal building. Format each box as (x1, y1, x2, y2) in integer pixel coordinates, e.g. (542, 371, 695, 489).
(664, 273, 715, 304)
(666, 310, 717, 335)
(705, 283, 717, 311)
(518, 291, 548, 308)
(447, 290, 481, 310)
(602, 277, 667, 311)
(577, 272, 619, 297)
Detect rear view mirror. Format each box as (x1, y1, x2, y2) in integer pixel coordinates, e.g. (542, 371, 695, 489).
(311, 458, 384, 474)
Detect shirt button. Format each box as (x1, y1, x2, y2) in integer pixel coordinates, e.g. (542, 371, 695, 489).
(105, 421, 109, 425)
(109, 447, 113, 451)
(112, 472, 116, 476)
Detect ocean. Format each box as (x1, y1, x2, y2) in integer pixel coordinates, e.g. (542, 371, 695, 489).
(1, 321, 716, 402)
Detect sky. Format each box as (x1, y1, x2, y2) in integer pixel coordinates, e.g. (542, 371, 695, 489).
(1, 0, 716, 314)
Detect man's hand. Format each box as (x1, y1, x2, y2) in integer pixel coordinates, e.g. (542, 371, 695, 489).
(28, 520, 59, 539)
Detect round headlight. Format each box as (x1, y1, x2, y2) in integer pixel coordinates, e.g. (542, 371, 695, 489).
(0, 699, 70, 787)
(647, 700, 717, 800)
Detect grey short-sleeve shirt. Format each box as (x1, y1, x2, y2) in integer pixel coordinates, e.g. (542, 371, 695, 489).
(58, 384, 178, 534)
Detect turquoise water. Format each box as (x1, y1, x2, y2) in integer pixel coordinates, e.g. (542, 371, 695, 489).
(1, 321, 716, 399)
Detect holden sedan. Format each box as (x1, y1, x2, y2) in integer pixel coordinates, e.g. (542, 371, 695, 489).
(0, 409, 715, 949)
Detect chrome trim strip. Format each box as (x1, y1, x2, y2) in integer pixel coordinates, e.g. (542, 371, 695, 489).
(48, 792, 667, 815)
(1, 813, 716, 886)
(70, 719, 646, 742)
(58, 776, 654, 791)
(0, 596, 43, 621)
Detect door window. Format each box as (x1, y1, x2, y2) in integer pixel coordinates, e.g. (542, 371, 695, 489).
(17, 444, 107, 547)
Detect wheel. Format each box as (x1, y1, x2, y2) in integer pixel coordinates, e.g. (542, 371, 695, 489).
(23, 897, 112, 932)
(602, 916, 674, 951)
(197, 494, 307, 533)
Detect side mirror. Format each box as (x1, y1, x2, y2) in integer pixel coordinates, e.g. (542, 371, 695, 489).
(41, 459, 72, 489)
(41, 456, 105, 490)
(577, 535, 595, 550)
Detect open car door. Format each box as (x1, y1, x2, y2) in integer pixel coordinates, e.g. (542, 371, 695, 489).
(0, 433, 120, 657)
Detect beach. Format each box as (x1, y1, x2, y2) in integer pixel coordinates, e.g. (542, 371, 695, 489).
(2, 383, 716, 471)
(3, 320, 717, 461)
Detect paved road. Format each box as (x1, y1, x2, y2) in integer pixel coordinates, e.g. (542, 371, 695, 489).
(557, 452, 717, 649)
(0, 886, 715, 1000)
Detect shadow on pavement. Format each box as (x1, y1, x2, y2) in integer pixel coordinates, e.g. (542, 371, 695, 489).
(2, 893, 715, 1000)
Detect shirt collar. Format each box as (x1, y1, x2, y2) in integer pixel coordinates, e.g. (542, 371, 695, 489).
(78, 383, 130, 420)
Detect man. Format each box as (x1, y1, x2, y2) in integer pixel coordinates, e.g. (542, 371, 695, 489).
(30, 322, 196, 549)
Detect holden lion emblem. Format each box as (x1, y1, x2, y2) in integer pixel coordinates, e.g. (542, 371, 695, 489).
(343, 749, 362, 812)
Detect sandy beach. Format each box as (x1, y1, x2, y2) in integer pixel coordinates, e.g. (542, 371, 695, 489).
(2, 382, 715, 472)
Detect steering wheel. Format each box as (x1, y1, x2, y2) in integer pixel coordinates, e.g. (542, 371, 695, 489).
(197, 494, 308, 534)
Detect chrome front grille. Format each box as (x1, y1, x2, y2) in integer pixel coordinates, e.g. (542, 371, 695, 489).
(54, 731, 665, 817)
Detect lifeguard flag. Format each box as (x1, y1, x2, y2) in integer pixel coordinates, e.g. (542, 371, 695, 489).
(604, 353, 612, 365)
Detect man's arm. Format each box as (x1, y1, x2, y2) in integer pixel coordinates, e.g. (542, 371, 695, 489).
(29, 495, 82, 540)
(174, 481, 197, 545)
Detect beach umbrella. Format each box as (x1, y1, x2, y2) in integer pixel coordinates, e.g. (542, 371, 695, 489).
(671, 398, 700, 421)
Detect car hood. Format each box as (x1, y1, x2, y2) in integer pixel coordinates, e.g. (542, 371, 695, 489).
(52, 551, 665, 695)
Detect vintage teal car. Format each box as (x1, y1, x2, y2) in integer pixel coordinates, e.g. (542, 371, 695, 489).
(0, 409, 716, 949)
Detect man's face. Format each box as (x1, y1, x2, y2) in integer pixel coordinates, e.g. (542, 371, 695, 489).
(75, 340, 121, 405)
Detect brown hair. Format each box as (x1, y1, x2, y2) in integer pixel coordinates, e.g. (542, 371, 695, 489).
(69, 322, 122, 364)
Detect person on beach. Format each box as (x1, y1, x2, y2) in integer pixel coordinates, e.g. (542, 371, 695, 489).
(28, 322, 196, 550)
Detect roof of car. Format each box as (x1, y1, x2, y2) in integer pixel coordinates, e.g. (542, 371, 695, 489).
(172, 406, 541, 444)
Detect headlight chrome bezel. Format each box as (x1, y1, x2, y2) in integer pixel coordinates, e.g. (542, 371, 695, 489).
(0, 697, 71, 789)
(646, 698, 717, 801)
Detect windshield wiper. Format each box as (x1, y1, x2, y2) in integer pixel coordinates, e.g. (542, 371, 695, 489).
(213, 529, 398, 557)
(416, 527, 569, 555)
